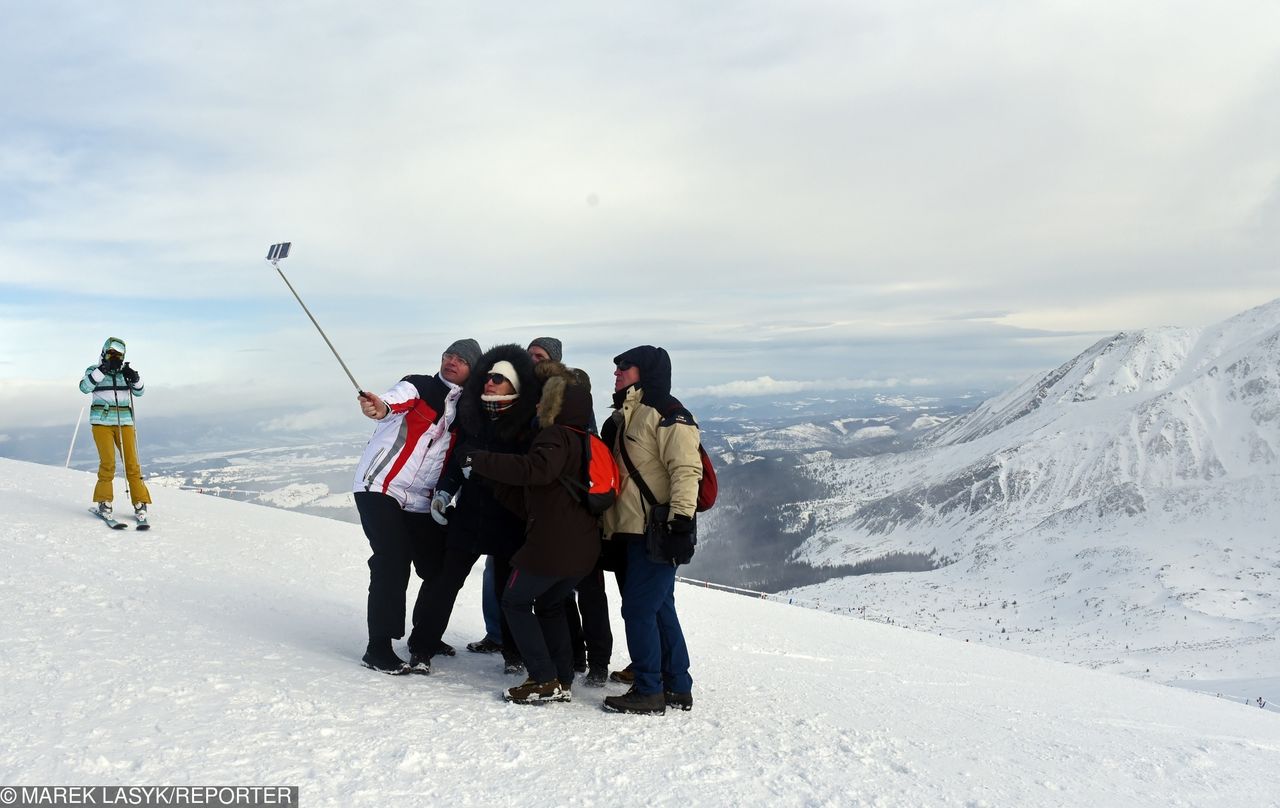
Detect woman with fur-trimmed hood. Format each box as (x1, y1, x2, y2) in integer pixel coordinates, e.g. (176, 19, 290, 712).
(405, 344, 539, 674)
(464, 361, 601, 704)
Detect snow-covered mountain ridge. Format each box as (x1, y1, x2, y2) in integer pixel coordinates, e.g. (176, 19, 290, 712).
(787, 299, 1280, 684)
(1, 457, 1277, 806)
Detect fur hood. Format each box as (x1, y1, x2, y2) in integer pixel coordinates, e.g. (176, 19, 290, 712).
(457, 343, 539, 441)
(534, 361, 593, 429)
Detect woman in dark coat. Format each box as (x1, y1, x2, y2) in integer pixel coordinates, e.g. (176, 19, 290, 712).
(406, 344, 539, 673)
(466, 363, 602, 703)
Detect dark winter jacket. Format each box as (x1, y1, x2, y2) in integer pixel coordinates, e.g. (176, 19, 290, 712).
(438, 344, 539, 557)
(468, 362, 601, 579)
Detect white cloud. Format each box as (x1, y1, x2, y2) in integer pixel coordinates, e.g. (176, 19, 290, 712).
(3, 1, 1280, 429)
(262, 408, 352, 434)
(687, 375, 932, 398)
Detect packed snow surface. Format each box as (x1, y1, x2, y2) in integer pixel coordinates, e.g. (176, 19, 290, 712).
(2, 458, 1278, 807)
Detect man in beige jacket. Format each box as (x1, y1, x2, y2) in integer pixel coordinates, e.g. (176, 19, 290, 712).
(600, 345, 701, 715)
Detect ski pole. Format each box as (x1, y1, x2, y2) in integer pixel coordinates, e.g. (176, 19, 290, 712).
(112, 364, 132, 507)
(66, 405, 86, 468)
(265, 242, 368, 397)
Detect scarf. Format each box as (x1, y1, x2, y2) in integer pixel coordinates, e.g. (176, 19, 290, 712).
(482, 393, 519, 419)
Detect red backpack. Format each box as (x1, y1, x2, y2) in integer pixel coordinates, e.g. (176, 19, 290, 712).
(561, 427, 621, 515)
(694, 443, 718, 512)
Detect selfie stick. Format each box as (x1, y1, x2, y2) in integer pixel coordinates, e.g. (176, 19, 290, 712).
(266, 242, 367, 396)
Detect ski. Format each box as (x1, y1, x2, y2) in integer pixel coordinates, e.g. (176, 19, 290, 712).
(134, 515, 151, 531)
(89, 507, 129, 530)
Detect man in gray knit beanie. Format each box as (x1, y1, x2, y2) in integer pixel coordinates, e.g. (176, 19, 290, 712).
(444, 338, 482, 369)
(526, 337, 563, 364)
(351, 334, 480, 674)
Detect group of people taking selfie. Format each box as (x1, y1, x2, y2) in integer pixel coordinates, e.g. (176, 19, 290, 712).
(352, 337, 701, 715)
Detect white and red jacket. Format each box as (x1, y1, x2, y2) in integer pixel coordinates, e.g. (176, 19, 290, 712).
(352, 373, 462, 512)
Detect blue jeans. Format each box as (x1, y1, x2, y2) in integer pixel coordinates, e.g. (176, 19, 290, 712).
(481, 555, 502, 643)
(621, 536, 692, 695)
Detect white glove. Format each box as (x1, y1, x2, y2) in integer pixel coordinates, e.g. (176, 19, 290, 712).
(430, 489, 452, 525)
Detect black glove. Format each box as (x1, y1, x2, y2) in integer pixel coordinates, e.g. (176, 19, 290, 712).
(667, 514, 695, 534)
(100, 356, 123, 373)
(122, 364, 139, 384)
(664, 513, 697, 565)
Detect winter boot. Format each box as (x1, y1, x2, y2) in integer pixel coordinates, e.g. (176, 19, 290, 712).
(583, 665, 609, 688)
(665, 691, 693, 712)
(609, 663, 635, 684)
(406, 652, 432, 675)
(361, 638, 409, 675)
(466, 637, 503, 654)
(436, 641, 456, 657)
(505, 677, 571, 704)
(503, 659, 526, 676)
(602, 687, 666, 715)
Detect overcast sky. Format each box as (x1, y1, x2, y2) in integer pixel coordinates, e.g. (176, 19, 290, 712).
(3, 1, 1279, 430)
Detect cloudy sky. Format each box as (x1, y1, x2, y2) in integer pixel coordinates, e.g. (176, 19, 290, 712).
(3, 1, 1279, 430)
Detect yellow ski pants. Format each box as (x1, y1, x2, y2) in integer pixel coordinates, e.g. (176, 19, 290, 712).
(91, 424, 152, 505)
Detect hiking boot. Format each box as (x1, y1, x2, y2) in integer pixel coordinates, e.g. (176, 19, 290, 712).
(602, 687, 665, 715)
(406, 653, 431, 675)
(503, 659, 526, 676)
(97, 501, 113, 516)
(505, 677, 571, 704)
(665, 691, 693, 711)
(466, 637, 503, 654)
(361, 639, 409, 675)
(436, 641, 456, 657)
(583, 665, 609, 688)
(609, 664, 635, 684)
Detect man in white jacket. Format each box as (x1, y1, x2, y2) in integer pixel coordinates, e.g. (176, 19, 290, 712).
(352, 338, 480, 674)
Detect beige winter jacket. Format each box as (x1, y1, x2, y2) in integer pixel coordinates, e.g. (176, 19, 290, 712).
(602, 386, 703, 538)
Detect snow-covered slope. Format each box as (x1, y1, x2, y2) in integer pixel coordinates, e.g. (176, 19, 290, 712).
(789, 299, 1280, 683)
(2, 457, 1278, 806)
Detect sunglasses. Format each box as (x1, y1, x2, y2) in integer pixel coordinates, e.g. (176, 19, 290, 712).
(486, 373, 510, 385)
(615, 361, 635, 371)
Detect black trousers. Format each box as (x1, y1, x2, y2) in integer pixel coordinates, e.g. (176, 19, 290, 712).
(565, 593, 585, 667)
(502, 568, 578, 685)
(491, 553, 522, 665)
(568, 564, 613, 668)
(601, 536, 629, 591)
(407, 542, 481, 657)
(355, 491, 446, 642)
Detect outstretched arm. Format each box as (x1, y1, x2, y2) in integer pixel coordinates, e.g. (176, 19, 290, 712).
(469, 427, 573, 488)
